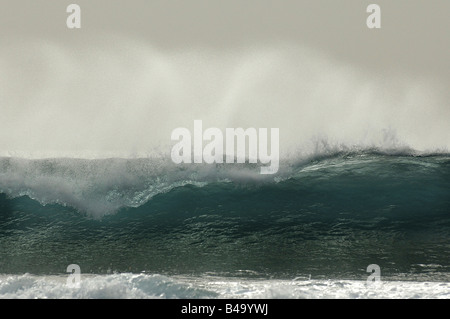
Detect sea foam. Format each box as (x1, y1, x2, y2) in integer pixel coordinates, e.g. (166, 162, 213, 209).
(1, 273, 449, 299)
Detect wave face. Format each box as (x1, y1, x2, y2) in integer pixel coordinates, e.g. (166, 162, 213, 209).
(1, 153, 449, 281)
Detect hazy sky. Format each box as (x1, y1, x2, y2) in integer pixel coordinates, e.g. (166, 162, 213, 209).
(0, 0, 449, 80)
(0, 1, 449, 156)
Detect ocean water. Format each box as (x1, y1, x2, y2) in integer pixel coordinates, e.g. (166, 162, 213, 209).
(1, 38, 449, 299)
(1, 152, 449, 298)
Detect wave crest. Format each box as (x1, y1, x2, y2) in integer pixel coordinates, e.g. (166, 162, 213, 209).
(1, 150, 448, 217)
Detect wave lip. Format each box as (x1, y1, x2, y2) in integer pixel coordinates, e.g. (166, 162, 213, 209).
(0, 150, 449, 218)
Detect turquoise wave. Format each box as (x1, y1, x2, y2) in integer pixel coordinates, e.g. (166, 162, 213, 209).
(0, 153, 449, 280)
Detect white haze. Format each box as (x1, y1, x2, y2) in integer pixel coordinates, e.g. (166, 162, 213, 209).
(0, 36, 449, 159)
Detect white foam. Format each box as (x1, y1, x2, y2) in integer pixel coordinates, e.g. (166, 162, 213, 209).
(0, 157, 270, 217)
(1, 273, 448, 299)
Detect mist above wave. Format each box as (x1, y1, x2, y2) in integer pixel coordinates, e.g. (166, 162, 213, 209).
(0, 36, 448, 159)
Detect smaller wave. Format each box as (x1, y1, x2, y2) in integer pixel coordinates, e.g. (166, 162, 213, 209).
(0, 273, 216, 299)
(1, 273, 449, 299)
